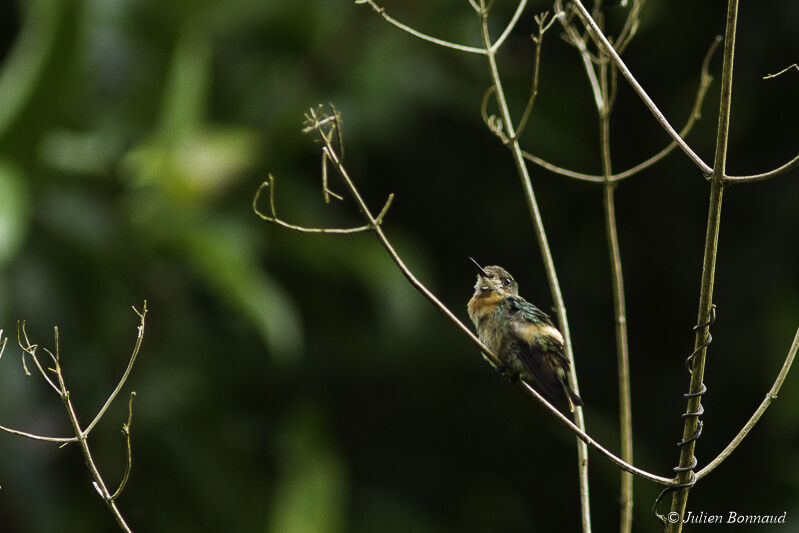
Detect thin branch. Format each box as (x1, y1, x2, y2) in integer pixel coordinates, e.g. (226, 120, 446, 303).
(294, 104, 677, 489)
(0, 424, 76, 443)
(555, 1, 604, 113)
(569, 0, 713, 176)
(252, 175, 394, 235)
(696, 325, 799, 481)
(515, 12, 557, 139)
(111, 391, 137, 501)
(83, 302, 148, 436)
(667, 1, 739, 530)
(476, 5, 593, 528)
(301, 105, 502, 370)
(17, 322, 60, 394)
(725, 152, 799, 184)
(521, 152, 604, 182)
(520, 34, 719, 183)
(520, 382, 674, 485)
(491, 0, 528, 53)
(763, 63, 798, 79)
(51, 329, 133, 533)
(614, 0, 645, 55)
(595, 30, 635, 533)
(355, 0, 487, 55)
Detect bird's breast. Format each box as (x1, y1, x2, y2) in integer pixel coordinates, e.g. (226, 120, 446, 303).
(467, 291, 502, 325)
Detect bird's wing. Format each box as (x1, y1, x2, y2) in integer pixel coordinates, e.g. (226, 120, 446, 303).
(508, 298, 570, 369)
(508, 297, 580, 410)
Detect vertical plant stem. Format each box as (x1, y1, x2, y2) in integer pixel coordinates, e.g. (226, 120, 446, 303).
(598, 58, 634, 533)
(667, 0, 738, 530)
(479, 6, 591, 531)
(585, 4, 634, 529)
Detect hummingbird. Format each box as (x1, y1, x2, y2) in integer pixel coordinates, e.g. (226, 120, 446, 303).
(466, 258, 582, 412)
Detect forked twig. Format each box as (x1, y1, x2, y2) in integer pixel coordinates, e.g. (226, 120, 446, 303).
(521, 35, 720, 183)
(253, 174, 394, 234)
(514, 11, 558, 139)
(354, 0, 486, 55)
(1, 304, 148, 533)
(568, 0, 713, 176)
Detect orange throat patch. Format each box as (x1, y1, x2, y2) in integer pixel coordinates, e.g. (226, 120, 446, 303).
(467, 291, 502, 321)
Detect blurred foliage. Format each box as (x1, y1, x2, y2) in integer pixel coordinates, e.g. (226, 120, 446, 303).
(0, 0, 797, 532)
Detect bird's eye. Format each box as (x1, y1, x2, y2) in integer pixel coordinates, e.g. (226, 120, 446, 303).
(503, 277, 512, 287)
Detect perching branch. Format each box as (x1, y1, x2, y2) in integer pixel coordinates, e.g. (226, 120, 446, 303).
(258, 104, 680, 489)
(695, 325, 799, 481)
(1, 303, 148, 533)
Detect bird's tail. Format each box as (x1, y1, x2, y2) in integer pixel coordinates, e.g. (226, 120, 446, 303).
(561, 380, 583, 413)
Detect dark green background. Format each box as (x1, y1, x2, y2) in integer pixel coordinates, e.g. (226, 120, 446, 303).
(0, 1, 797, 531)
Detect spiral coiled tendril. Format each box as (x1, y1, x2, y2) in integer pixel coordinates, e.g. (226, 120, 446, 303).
(653, 305, 717, 529)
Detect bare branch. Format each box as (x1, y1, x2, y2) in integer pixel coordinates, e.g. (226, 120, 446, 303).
(17, 322, 60, 394)
(111, 391, 137, 501)
(83, 302, 148, 436)
(0, 424, 76, 443)
(569, 0, 713, 176)
(521, 152, 604, 182)
(614, 0, 646, 54)
(355, 0, 487, 55)
(520, 382, 675, 485)
(522, 29, 719, 184)
(608, 35, 719, 181)
(300, 105, 503, 370)
(252, 175, 394, 234)
(515, 12, 557, 139)
(724, 152, 799, 184)
(491, 0, 528, 53)
(555, 2, 604, 112)
(696, 326, 798, 480)
(51, 328, 133, 532)
(763, 63, 798, 80)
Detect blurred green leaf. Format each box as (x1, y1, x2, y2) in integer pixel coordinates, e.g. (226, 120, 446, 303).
(268, 404, 348, 533)
(0, 158, 31, 266)
(180, 216, 303, 361)
(0, 0, 60, 138)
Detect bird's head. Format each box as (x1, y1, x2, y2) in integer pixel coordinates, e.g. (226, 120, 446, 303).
(469, 258, 519, 298)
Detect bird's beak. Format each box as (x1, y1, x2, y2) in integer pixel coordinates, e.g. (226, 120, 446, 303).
(469, 257, 490, 278)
